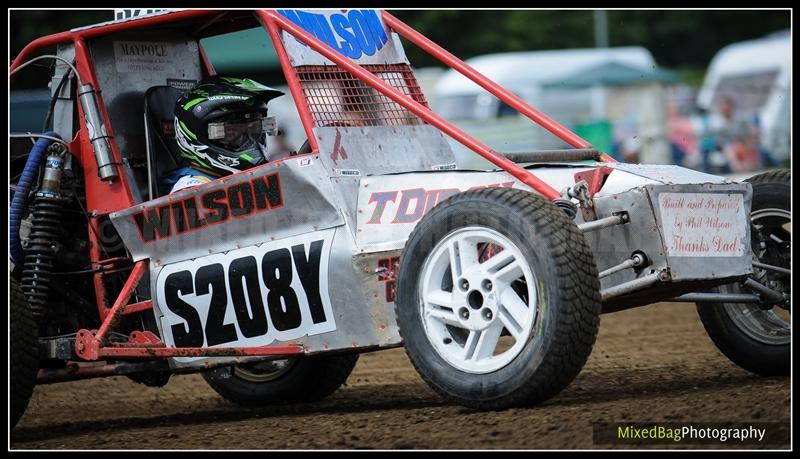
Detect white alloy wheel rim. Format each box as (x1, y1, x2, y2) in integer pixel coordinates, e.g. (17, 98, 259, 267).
(418, 227, 538, 374)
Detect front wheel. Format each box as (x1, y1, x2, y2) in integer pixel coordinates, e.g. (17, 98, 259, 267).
(202, 353, 359, 406)
(696, 170, 791, 376)
(396, 187, 601, 410)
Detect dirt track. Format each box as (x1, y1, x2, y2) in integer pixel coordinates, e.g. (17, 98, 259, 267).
(11, 302, 790, 450)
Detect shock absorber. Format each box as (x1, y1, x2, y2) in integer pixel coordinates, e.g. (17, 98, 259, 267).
(21, 143, 71, 322)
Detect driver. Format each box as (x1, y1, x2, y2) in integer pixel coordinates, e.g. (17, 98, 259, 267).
(166, 76, 284, 193)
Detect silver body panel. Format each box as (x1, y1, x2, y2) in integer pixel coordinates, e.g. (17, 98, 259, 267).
(586, 181, 753, 291)
(111, 156, 344, 267)
(645, 183, 752, 282)
(314, 126, 457, 177)
(108, 157, 754, 370)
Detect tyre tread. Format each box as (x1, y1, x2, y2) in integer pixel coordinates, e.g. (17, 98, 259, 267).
(696, 168, 790, 376)
(203, 353, 359, 406)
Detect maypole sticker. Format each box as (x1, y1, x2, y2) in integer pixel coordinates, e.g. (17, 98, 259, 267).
(114, 41, 174, 73)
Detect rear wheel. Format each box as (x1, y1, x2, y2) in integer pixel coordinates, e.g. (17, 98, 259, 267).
(202, 354, 359, 406)
(696, 170, 790, 376)
(396, 187, 601, 410)
(11, 277, 39, 429)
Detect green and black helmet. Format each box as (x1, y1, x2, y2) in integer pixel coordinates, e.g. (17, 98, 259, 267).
(174, 76, 284, 176)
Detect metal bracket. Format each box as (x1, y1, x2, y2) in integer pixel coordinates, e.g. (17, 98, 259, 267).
(558, 180, 594, 221)
(573, 167, 614, 221)
(571, 180, 593, 209)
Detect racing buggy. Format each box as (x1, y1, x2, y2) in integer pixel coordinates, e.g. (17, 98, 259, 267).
(10, 9, 791, 428)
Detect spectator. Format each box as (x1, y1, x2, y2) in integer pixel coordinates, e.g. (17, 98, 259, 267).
(667, 102, 700, 168)
(711, 96, 761, 173)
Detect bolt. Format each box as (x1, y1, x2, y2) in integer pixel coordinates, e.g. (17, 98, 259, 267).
(482, 279, 493, 292)
(658, 270, 671, 282)
(459, 279, 470, 291)
(459, 308, 470, 320)
(482, 309, 493, 321)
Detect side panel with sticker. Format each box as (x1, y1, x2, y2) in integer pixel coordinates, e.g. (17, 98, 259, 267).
(111, 156, 344, 265)
(353, 166, 622, 253)
(155, 229, 337, 355)
(355, 170, 520, 252)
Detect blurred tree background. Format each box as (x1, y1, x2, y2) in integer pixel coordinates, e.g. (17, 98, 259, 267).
(11, 9, 790, 87)
(10, 10, 111, 56)
(390, 10, 789, 85)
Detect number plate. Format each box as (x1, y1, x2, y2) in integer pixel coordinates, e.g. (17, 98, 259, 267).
(155, 229, 337, 353)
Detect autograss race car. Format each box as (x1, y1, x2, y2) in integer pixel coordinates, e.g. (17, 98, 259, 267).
(9, 9, 790, 428)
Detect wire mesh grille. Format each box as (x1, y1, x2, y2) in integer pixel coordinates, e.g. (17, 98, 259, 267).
(295, 64, 429, 127)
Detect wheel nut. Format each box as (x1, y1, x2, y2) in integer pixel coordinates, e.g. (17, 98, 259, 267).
(482, 279, 493, 291)
(459, 279, 469, 291)
(482, 309, 493, 321)
(459, 307, 470, 319)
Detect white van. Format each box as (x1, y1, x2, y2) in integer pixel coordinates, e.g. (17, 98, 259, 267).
(696, 30, 790, 164)
(432, 47, 676, 169)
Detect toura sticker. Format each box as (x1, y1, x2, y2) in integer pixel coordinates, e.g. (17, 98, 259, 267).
(366, 181, 515, 225)
(155, 229, 337, 350)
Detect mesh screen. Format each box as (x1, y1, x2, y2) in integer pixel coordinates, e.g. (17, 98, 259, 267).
(295, 64, 429, 127)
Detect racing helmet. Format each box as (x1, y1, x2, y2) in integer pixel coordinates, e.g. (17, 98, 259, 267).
(174, 76, 284, 176)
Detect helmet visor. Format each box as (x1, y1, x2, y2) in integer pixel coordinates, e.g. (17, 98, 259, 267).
(207, 116, 271, 150)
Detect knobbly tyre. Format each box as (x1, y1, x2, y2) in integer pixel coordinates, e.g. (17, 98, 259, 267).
(9, 9, 790, 428)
